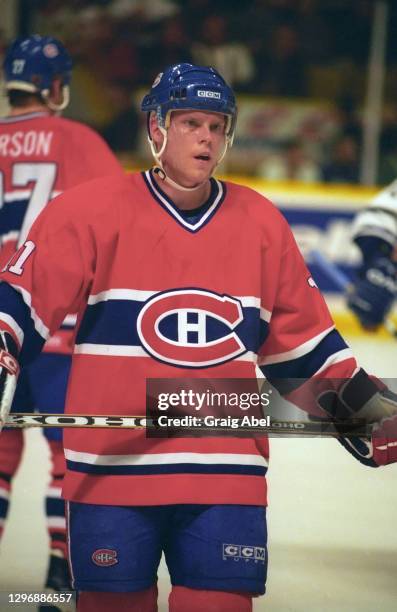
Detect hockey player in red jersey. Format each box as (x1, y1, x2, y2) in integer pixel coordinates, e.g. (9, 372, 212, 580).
(0, 35, 123, 606)
(0, 63, 396, 611)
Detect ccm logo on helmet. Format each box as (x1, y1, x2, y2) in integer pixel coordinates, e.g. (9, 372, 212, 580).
(197, 90, 221, 99)
(92, 549, 118, 567)
(137, 289, 246, 367)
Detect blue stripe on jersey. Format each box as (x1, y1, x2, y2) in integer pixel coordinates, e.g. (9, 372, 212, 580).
(76, 300, 269, 354)
(0, 200, 28, 235)
(66, 460, 267, 477)
(76, 299, 141, 346)
(0, 497, 9, 517)
(46, 497, 66, 517)
(260, 329, 348, 381)
(0, 283, 45, 363)
(237, 307, 269, 351)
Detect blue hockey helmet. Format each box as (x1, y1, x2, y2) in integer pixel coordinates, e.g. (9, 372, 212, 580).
(3, 35, 72, 110)
(141, 63, 237, 145)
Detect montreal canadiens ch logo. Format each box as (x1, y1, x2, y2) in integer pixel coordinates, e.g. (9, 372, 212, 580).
(43, 43, 59, 58)
(137, 289, 246, 367)
(92, 548, 118, 567)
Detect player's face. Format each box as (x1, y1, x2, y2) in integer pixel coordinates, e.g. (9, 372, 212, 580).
(161, 110, 227, 187)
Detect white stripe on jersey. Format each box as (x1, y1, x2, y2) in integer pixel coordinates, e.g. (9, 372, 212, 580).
(47, 517, 66, 528)
(88, 288, 155, 304)
(260, 307, 272, 323)
(74, 343, 147, 357)
(236, 350, 257, 362)
(1, 290, 76, 338)
(46, 486, 63, 498)
(65, 502, 76, 588)
(258, 325, 335, 366)
(62, 314, 77, 326)
(65, 449, 268, 468)
(1, 231, 19, 245)
(0, 486, 10, 501)
(8, 283, 50, 340)
(0, 312, 25, 346)
(238, 296, 271, 322)
(73, 343, 258, 363)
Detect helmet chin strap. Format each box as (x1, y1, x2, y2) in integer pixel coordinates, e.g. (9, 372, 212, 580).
(148, 120, 229, 193)
(151, 164, 204, 192)
(148, 127, 205, 192)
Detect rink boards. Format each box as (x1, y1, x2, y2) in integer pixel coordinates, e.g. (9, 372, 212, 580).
(224, 177, 397, 337)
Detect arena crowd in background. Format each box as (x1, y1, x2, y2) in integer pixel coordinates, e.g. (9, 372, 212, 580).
(3, 0, 396, 185)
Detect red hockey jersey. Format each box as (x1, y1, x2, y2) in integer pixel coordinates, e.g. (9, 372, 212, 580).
(0, 170, 358, 506)
(0, 111, 123, 353)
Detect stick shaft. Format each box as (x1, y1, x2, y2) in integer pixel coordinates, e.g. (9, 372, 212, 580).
(3, 413, 371, 437)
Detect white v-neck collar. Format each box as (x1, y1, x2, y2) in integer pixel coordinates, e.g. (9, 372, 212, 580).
(143, 169, 226, 233)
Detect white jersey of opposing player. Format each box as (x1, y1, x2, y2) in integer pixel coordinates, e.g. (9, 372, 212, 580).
(351, 179, 397, 247)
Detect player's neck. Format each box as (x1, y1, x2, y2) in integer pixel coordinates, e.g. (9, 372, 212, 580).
(152, 172, 211, 211)
(9, 104, 50, 117)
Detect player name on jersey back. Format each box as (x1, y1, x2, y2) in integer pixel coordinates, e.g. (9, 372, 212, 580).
(0, 130, 53, 157)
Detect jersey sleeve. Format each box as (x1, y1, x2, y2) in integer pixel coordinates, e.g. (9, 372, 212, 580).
(0, 186, 95, 364)
(258, 221, 358, 385)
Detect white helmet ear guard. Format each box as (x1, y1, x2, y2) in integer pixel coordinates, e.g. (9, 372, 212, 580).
(147, 111, 168, 164)
(42, 85, 70, 112)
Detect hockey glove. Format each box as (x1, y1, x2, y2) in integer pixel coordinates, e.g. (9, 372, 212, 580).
(347, 255, 397, 329)
(0, 330, 20, 431)
(337, 412, 397, 467)
(317, 369, 397, 467)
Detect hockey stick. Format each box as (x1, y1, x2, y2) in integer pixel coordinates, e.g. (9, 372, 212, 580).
(4, 413, 371, 437)
(309, 249, 397, 338)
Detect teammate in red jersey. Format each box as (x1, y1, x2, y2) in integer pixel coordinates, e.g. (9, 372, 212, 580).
(0, 34, 123, 606)
(0, 63, 396, 612)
